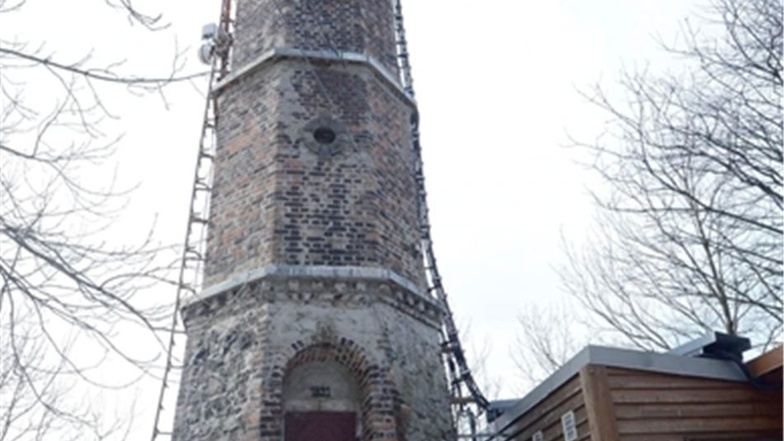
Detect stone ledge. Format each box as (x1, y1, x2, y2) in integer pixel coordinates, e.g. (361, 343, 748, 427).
(214, 47, 416, 110)
(183, 265, 444, 328)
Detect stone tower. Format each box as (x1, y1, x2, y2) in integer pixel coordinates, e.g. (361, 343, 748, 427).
(172, 1, 454, 440)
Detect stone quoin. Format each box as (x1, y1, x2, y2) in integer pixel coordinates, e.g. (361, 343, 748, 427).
(171, 1, 454, 440)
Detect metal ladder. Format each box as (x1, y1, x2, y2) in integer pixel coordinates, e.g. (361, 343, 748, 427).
(149, 2, 233, 440)
(149, 0, 487, 438)
(392, 0, 491, 431)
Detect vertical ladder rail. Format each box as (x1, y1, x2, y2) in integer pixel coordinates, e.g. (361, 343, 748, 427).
(392, 0, 490, 433)
(150, 62, 219, 441)
(150, 2, 233, 440)
(152, 0, 485, 438)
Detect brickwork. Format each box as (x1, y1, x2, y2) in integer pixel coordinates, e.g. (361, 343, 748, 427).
(173, 277, 453, 441)
(205, 60, 424, 290)
(232, 0, 399, 77)
(173, 0, 453, 439)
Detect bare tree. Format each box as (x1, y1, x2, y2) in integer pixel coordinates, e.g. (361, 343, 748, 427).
(512, 303, 584, 392)
(560, 0, 782, 352)
(0, 311, 136, 441)
(0, 1, 204, 437)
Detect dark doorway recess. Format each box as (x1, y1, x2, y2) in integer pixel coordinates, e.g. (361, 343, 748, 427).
(284, 411, 357, 441)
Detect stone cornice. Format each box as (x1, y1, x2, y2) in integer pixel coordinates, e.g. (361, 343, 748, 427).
(214, 47, 416, 110)
(182, 265, 444, 328)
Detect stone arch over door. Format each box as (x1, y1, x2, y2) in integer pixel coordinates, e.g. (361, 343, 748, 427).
(280, 338, 402, 441)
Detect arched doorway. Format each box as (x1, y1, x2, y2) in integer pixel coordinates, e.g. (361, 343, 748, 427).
(283, 361, 360, 441)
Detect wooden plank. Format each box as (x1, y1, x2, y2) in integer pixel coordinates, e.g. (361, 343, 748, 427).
(605, 372, 742, 390)
(682, 432, 784, 441)
(604, 365, 782, 438)
(611, 388, 767, 404)
(578, 365, 619, 441)
(616, 416, 781, 434)
(501, 375, 583, 439)
(614, 402, 779, 420)
(501, 375, 595, 441)
(619, 435, 681, 441)
(622, 433, 781, 441)
(507, 393, 587, 440)
(527, 408, 590, 441)
(747, 345, 783, 378)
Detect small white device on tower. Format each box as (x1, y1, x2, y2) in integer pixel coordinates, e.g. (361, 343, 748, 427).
(202, 23, 218, 40)
(198, 23, 231, 65)
(198, 42, 215, 65)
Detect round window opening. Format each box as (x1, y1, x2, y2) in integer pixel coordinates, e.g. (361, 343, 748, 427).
(313, 127, 337, 145)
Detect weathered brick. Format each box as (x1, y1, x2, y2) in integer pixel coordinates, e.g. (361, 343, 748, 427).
(172, 1, 452, 440)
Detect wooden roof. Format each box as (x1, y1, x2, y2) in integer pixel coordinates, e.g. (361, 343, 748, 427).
(747, 345, 783, 386)
(490, 343, 783, 437)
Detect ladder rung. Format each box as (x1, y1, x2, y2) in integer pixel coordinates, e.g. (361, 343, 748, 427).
(451, 396, 476, 405)
(184, 249, 203, 259)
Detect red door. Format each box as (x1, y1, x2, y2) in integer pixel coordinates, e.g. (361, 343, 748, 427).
(284, 412, 356, 441)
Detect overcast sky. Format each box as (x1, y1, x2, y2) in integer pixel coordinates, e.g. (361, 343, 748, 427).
(2, 0, 702, 435)
(401, 0, 698, 396)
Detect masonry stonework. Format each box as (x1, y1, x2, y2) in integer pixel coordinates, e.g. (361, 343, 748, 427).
(204, 61, 424, 289)
(231, 0, 399, 75)
(172, 1, 453, 439)
(174, 277, 452, 440)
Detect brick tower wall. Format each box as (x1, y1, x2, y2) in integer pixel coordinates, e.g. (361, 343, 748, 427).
(203, 60, 425, 289)
(174, 278, 454, 441)
(172, 1, 454, 440)
(231, 0, 399, 75)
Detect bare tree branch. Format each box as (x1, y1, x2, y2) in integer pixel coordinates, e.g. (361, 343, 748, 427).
(558, 0, 782, 354)
(1, 0, 194, 438)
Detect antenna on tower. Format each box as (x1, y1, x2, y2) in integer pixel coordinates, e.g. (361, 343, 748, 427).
(197, 22, 232, 67)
